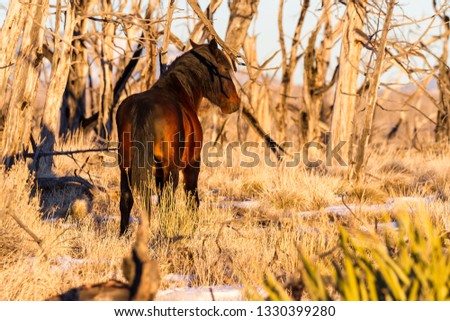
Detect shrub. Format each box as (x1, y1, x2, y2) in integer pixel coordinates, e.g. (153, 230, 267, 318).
(256, 206, 450, 300)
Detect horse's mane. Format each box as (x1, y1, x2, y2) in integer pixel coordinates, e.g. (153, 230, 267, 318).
(156, 45, 218, 104)
(166, 44, 216, 73)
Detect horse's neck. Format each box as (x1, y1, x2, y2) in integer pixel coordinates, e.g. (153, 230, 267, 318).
(162, 69, 204, 114)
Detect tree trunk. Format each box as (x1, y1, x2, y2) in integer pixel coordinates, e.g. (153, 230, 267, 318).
(217, 0, 260, 143)
(243, 35, 271, 139)
(97, 0, 115, 139)
(277, 0, 309, 142)
(39, 0, 76, 173)
(61, 0, 95, 135)
(302, 0, 335, 143)
(1, 0, 49, 167)
(352, 0, 395, 181)
(0, 2, 26, 117)
(330, 0, 367, 167)
(160, 0, 175, 75)
(140, 2, 159, 91)
(225, 0, 259, 51)
(434, 4, 450, 143)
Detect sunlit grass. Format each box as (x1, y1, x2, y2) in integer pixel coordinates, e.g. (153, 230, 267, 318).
(0, 140, 449, 300)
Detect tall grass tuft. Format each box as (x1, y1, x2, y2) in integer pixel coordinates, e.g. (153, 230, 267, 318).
(255, 206, 450, 300)
(151, 185, 199, 240)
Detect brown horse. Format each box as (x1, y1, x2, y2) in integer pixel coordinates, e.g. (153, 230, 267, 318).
(116, 39, 240, 236)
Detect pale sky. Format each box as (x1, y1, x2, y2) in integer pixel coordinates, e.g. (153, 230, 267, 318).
(0, 0, 441, 84)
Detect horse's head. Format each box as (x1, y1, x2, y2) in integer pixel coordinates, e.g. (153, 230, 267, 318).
(191, 39, 240, 114)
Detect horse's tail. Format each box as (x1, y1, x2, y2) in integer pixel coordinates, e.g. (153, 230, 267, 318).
(131, 113, 154, 210)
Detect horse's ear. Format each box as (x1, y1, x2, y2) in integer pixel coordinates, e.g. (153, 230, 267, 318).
(209, 38, 219, 55)
(190, 39, 200, 49)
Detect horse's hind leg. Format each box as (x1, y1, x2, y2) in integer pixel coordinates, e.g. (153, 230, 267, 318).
(119, 168, 134, 236)
(183, 162, 200, 208)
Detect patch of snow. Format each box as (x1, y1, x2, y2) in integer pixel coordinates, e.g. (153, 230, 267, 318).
(297, 226, 320, 234)
(94, 216, 140, 223)
(27, 255, 87, 272)
(43, 216, 61, 222)
(376, 221, 399, 229)
(388, 196, 436, 204)
(290, 196, 435, 219)
(360, 221, 399, 233)
(156, 285, 243, 301)
(156, 284, 267, 301)
(53, 256, 86, 271)
(162, 274, 194, 287)
(210, 200, 261, 210)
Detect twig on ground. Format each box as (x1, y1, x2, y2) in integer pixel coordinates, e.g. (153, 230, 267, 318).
(8, 212, 48, 259)
(340, 194, 365, 225)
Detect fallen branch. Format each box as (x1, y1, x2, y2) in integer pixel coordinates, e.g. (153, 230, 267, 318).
(24, 146, 118, 159)
(212, 117, 230, 144)
(9, 212, 43, 247)
(241, 106, 289, 160)
(8, 211, 48, 260)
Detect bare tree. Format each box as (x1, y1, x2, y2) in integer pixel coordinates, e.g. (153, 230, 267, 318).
(433, 0, 450, 142)
(39, 0, 77, 172)
(225, 0, 260, 142)
(160, 0, 176, 74)
(352, 0, 396, 181)
(276, 0, 309, 142)
(225, 0, 260, 51)
(140, 2, 160, 91)
(0, 2, 26, 119)
(243, 35, 273, 138)
(57, 2, 161, 139)
(1, 0, 50, 167)
(61, 0, 95, 135)
(97, 0, 115, 139)
(186, 0, 223, 48)
(330, 0, 367, 167)
(302, 0, 341, 143)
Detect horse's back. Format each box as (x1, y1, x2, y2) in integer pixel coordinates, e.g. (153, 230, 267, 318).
(117, 89, 185, 169)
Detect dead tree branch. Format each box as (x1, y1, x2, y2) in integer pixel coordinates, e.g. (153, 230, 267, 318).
(187, 0, 246, 67)
(9, 212, 43, 247)
(186, 0, 223, 49)
(113, 33, 145, 107)
(160, 0, 175, 75)
(24, 147, 119, 159)
(242, 105, 288, 160)
(352, 0, 396, 181)
(277, 0, 310, 141)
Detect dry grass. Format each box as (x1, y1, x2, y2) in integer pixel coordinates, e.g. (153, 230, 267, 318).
(0, 137, 449, 300)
